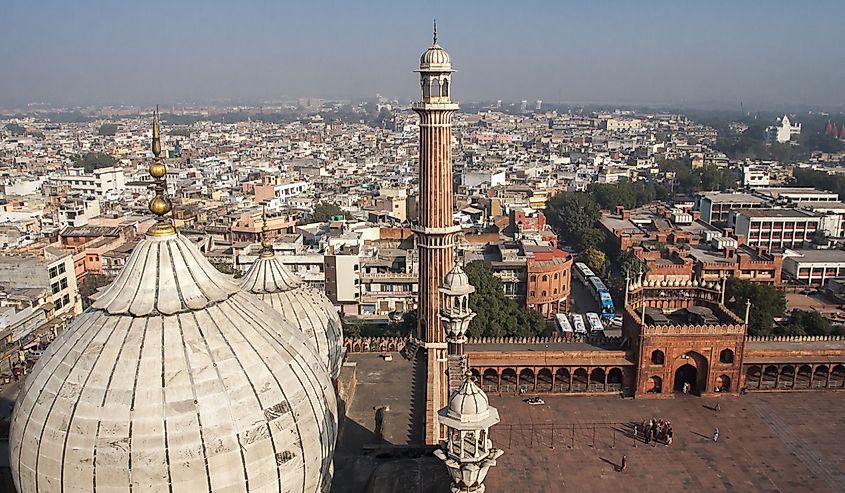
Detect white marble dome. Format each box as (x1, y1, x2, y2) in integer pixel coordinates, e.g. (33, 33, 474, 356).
(10, 232, 337, 493)
(240, 250, 344, 379)
(445, 373, 492, 424)
(441, 264, 473, 296)
(420, 44, 451, 70)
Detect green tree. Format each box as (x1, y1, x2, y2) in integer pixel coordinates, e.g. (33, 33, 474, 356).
(618, 249, 648, 279)
(545, 192, 601, 251)
(300, 202, 349, 224)
(779, 310, 834, 336)
(584, 247, 608, 274)
(464, 261, 546, 337)
(5, 123, 26, 136)
(70, 152, 117, 173)
(97, 123, 119, 136)
(725, 278, 786, 336)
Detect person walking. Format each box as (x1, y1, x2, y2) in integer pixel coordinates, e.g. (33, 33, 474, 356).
(713, 428, 719, 442)
(621, 455, 627, 472)
(715, 402, 721, 412)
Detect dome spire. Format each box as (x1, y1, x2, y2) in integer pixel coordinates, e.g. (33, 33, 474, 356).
(147, 106, 175, 236)
(261, 205, 274, 257)
(433, 19, 438, 45)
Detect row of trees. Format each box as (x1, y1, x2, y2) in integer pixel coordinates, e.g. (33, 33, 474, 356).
(298, 202, 350, 225)
(792, 168, 845, 202)
(70, 152, 117, 173)
(464, 261, 547, 337)
(658, 159, 739, 195)
(724, 278, 845, 336)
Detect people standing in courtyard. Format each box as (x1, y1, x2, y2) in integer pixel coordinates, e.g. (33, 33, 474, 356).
(715, 402, 721, 412)
(713, 428, 719, 442)
(621, 455, 627, 472)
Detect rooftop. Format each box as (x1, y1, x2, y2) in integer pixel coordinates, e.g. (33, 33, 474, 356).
(736, 208, 819, 219)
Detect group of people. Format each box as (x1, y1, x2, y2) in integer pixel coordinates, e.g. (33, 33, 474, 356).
(636, 418, 673, 445)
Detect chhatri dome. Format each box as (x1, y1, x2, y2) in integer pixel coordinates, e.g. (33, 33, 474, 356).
(419, 21, 451, 70)
(239, 213, 344, 379)
(10, 111, 337, 493)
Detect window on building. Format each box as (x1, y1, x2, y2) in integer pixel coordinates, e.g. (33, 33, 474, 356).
(530, 291, 535, 297)
(542, 274, 548, 281)
(51, 282, 61, 295)
(530, 275, 536, 282)
(60, 278, 68, 290)
(719, 349, 734, 364)
(54, 297, 63, 309)
(651, 350, 665, 365)
(49, 267, 58, 279)
(62, 294, 70, 306)
(58, 263, 66, 274)
(554, 273, 559, 280)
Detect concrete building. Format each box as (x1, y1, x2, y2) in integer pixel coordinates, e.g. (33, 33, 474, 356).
(0, 248, 81, 318)
(696, 191, 767, 225)
(783, 249, 845, 286)
(50, 166, 126, 199)
(732, 209, 821, 250)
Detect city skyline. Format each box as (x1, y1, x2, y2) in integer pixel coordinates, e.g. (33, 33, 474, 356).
(2, 0, 844, 109)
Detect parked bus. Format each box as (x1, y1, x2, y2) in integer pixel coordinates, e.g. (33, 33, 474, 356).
(587, 276, 616, 321)
(570, 314, 587, 335)
(574, 262, 595, 286)
(586, 312, 604, 334)
(555, 313, 573, 335)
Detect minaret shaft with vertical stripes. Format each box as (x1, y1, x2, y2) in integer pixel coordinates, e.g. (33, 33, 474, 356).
(413, 25, 461, 445)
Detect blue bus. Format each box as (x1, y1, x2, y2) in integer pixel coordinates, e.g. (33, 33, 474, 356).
(587, 276, 616, 321)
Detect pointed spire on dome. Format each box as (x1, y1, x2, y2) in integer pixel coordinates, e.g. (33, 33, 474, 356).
(433, 19, 438, 45)
(260, 205, 274, 257)
(147, 106, 175, 237)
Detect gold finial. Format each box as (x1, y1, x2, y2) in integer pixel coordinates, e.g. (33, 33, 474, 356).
(260, 205, 273, 256)
(433, 19, 438, 45)
(147, 106, 175, 237)
(464, 370, 473, 381)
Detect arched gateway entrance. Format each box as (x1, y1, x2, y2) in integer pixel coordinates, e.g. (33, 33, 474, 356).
(674, 364, 697, 392)
(672, 351, 708, 395)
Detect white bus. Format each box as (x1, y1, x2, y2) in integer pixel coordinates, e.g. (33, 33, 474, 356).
(574, 262, 595, 286)
(570, 314, 587, 335)
(586, 312, 604, 334)
(555, 313, 573, 335)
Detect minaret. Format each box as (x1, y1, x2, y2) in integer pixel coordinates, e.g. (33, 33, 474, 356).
(440, 263, 476, 393)
(434, 372, 504, 493)
(414, 22, 461, 444)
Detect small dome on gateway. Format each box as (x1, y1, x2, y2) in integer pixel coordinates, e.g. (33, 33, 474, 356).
(240, 216, 344, 379)
(444, 373, 494, 424)
(10, 111, 337, 493)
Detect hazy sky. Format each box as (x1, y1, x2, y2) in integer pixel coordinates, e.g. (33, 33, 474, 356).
(2, 0, 844, 108)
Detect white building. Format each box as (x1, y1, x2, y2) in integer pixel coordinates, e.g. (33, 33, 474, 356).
(742, 165, 770, 187)
(765, 115, 801, 144)
(783, 249, 845, 285)
(51, 166, 126, 198)
(732, 208, 821, 249)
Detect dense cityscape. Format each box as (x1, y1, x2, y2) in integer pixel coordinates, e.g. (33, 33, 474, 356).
(3, 5, 845, 493)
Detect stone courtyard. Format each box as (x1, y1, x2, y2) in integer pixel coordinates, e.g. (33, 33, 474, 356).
(484, 392, 845, 492)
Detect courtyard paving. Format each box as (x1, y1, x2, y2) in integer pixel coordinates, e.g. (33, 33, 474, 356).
(484, 392, 845, 492)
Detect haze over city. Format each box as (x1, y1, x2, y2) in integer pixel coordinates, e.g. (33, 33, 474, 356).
(2, 0, 844, 108)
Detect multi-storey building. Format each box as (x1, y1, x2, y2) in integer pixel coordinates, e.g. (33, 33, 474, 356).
(732, 208, 821, 250)
(49, 166, 125, 199)
(696, 191, 767, 225)
(0, 249, 81, 318)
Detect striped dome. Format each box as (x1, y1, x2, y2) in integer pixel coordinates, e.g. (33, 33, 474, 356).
(240, 252, 344, 379)
(10, 233, 337, 493)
